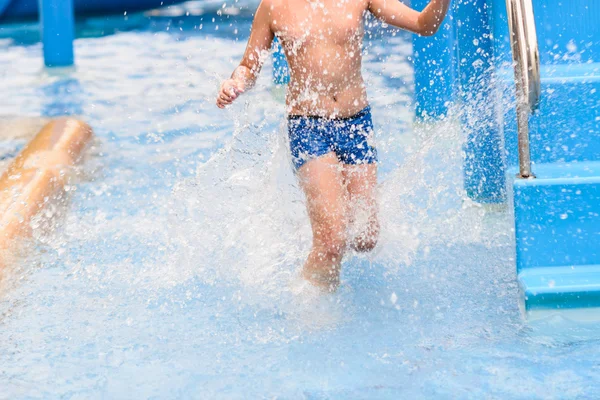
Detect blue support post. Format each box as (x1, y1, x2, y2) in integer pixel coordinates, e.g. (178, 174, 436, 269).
(411, 0, 457, 120)
(457, 0, 506, 203)
(272, 37, 289, 85)
(39, 0, 75, 67)
(0, 0, 12, 18)
(411, 0, 505, 202)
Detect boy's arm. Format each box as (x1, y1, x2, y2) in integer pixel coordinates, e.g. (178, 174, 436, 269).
(217, 1, 274, 108)
(368, 0, 451, 36)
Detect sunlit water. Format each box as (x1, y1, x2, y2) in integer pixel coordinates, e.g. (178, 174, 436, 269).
(1, 4, 599, 399)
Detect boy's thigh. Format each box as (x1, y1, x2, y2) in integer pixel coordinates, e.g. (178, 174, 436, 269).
(343, 163, 377, 201)
(297, 153, 347, 236)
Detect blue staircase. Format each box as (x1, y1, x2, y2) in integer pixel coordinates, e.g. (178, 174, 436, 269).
(513, 162, 600, 309)
(492, 1, 600, 311)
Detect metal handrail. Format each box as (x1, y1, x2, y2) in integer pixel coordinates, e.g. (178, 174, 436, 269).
(506, 0, 540, 179)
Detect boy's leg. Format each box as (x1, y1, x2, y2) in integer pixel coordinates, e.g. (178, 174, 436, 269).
(298, 152, 348, 291)
(342, 163, 379, 252)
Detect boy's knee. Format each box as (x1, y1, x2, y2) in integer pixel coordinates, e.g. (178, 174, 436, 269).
(315, 224, 347, 259)
(322, 236, 347, 258)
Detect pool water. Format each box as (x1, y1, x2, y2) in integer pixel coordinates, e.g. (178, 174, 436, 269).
(1, 3, 600, 399)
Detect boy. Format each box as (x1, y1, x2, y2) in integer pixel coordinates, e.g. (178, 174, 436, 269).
(217, 0, 450, 291)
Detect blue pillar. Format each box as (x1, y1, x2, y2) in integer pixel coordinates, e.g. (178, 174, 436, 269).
(457, 0, 506, 203)
(412, 0, 457, 120)
(39, 0, 75, 67)
(272, 37, 289, 85)
(0, 0, 11, 18)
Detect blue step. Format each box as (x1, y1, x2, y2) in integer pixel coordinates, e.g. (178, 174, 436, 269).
(519, 266, 600, 310)
(511, 161, 600, 310)
(502, 63, 600, 169)
(491, 0, 600, 66)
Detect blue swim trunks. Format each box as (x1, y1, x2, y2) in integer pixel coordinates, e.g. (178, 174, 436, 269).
(287, 106, 378, 170)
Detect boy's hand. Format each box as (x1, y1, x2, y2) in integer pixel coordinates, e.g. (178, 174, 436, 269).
(216, 79, 245, 108)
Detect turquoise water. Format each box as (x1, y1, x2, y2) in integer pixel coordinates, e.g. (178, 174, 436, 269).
(1, 4, 599, 399)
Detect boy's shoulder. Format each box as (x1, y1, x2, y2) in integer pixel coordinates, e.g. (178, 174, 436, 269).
(257, 0, 292, 23)
(259, 0, 370, 15)
(259, 0, 288, 12)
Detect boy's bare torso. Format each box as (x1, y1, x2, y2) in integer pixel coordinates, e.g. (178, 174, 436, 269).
(269, 0, 371, 118)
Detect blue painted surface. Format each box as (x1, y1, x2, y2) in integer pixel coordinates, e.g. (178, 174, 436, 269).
(494, 1, 600, 310)
(511, 162, 600, 310)
(410, 0, 508, 202)
(454, 0, 493, 91)
(457, 0, 506, 203)
(490, 0, 600, 66)
(0, 0, 187, 21)
(436, 0, 600, 309)
(272, 37, 289, 85)
(463, 126, 506, 202)
(0, 0, 11, 16)
(519, 266, 600, 310)
(502, 63, 600, 169)
(528, 1, 600, 65)
(39, 0, 74, 67)
(459, 0, 600, 203)
(492, 1, 600, 170)
(411, 0, 456, 119)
